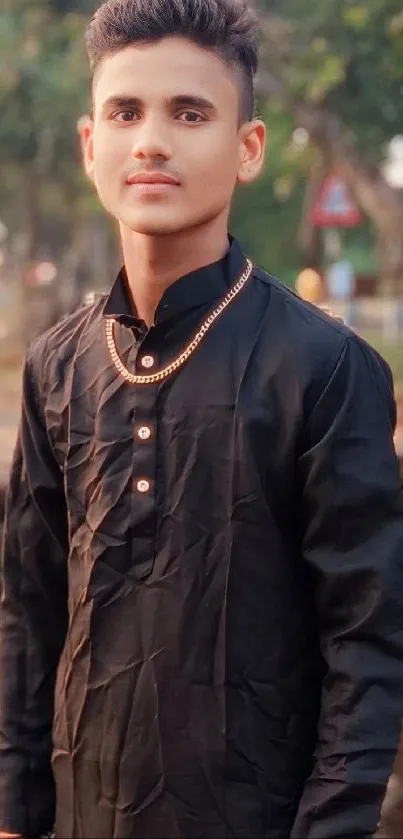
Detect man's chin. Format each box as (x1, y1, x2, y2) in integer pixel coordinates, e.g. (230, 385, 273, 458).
(120, 215, 192, 237)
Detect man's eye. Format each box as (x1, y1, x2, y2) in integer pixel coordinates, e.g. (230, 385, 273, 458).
(177, 111, 205, 123)
(114, 110, 137, 122)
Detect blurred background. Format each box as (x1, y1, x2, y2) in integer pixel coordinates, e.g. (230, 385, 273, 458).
(3, 0, 403, 508)
(1, 15, 403, 487)
(1, 0, 403, 832)
(2, 0, 403, 461)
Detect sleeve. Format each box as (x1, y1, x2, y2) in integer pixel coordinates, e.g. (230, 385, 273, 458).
(291, 335, 403, 839)
(0, 352, 68, 837)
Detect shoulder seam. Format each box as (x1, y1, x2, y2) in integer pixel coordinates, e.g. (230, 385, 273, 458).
(252, 266, 348, 337)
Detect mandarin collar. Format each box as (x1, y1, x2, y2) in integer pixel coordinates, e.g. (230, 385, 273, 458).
(102, 237, 247, 327)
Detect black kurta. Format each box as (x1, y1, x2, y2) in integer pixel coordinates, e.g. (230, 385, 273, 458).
(1, 239, 403, 839)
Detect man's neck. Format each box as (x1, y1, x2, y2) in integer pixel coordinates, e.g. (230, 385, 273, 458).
(119, 219, 229, 327)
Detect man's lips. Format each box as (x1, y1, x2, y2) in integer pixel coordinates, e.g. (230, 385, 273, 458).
(127, 172, 180, 186)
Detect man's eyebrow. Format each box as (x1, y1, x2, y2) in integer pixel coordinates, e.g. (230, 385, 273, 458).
(101, 96, 141, 114)
(170, 95, 216, 111)
(101, 94, 217, 115)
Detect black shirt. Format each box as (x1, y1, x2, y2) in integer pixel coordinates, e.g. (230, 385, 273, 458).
(1, 238, 403, 839)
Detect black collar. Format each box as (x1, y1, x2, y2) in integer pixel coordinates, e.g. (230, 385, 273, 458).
(102, 237, 247, 327)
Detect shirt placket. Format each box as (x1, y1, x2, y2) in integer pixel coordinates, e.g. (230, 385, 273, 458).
(129, 338, 159, 580)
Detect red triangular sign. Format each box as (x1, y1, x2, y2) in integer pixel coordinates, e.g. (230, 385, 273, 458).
(311, 174, 362, 227)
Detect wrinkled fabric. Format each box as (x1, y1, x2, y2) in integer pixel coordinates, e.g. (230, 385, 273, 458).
(1, 239, 403, 839)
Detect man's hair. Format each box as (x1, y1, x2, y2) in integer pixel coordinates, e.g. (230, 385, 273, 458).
(85, 0, 259, 121)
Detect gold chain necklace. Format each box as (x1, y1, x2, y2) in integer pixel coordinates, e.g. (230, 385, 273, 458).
(105, 259, 253, 385)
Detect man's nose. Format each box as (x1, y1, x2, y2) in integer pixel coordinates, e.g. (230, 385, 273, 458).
(131, 116, 172, 160)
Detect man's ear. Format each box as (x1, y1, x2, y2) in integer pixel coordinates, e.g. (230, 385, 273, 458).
(77, 114, 95, 182)
(237, 119, 266, 185)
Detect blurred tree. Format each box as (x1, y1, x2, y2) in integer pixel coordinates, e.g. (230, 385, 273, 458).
(231, 104, 315, 281)
(0, 0, 115, 336)
(0, 1, 87, 243)
(1, 0, 403, 329)
(252, 0, 403, 291)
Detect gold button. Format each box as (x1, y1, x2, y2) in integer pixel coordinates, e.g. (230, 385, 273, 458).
(138, 426, 151, 441)
(137, 479, 150, 494)
(141, 355, 155, 369)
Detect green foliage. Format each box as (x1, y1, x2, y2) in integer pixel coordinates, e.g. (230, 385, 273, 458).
(0, 0, 93, 245)
(0, 0, 397, 278)
(231, 104, 311, 278)
(259, 0, 403, 158)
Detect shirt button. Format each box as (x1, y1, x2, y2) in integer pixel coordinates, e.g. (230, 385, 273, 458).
(141, 355, 155, 369)
(137, 479, 150, 494)
(138, 426, 151, 441)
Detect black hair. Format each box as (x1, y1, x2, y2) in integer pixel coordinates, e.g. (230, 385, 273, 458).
(85, 0, 259, 121)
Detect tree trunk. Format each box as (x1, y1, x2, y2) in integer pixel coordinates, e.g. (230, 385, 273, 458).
(14, 173, 44, 344)
(295, 106, 403, 294)
(298, 156, 326, 268)
(256, 71, 403, 294)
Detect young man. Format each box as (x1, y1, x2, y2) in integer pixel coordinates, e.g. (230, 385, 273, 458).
(1, 0, 403, 837)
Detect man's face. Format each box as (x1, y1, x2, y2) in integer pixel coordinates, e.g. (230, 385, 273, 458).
(83, 36, 265, 236)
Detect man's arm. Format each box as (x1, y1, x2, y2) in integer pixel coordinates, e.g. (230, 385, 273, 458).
(0, 353, 68, 837)
(292, 335, 403, 839)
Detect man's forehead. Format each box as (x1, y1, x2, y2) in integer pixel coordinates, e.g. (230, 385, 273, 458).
(93, 37, 237, 103)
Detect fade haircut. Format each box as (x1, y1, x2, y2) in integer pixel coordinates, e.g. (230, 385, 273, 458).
(85, 0, 259, 122)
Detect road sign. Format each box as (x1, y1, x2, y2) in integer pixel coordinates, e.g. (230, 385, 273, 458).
(311, 173, 362, 228)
